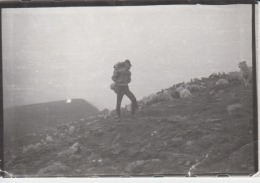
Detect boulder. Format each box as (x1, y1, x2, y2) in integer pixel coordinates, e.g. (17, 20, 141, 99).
(179, 89, 192, 98)
(146, 93, 160, 105)
(176, 86, 184, 93)
(216, 79, 229, 86)
(170, 90, 180, 98)
(158, 91, 173, 101)
(187, 84, 202, 92)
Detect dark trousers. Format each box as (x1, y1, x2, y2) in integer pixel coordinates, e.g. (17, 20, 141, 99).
(116, 85, 138, 117)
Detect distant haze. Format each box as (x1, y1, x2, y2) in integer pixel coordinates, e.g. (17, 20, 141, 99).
(2, 5, 252, 110)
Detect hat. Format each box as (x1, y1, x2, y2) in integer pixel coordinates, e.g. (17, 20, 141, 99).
(124, 59, 132, 67)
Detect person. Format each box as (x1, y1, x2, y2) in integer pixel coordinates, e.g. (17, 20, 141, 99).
(111, 59, 138, 119)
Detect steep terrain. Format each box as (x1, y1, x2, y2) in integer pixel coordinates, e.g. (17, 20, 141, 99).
(3, 76, 256, 177)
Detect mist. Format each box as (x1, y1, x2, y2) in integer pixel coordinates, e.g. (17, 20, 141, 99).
(2, 5, 252, 110)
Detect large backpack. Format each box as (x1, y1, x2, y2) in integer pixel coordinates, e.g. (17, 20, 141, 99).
(110, 62, 125, 93)
(113, 62, 125, 70)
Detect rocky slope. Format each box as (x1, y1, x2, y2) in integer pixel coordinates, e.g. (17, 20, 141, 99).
(4, 99, 99, 150)
(3, 76, 256, 177)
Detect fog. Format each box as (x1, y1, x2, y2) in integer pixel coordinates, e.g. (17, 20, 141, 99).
(2, 5, 252, 110)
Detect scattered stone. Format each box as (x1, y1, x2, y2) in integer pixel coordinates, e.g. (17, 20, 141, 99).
(209, 90, 215, 95)
(46, 135, 53, 142)
(186, 141, 193, 146)
(69, 126, 75, 135)
(157, 119, 164, 122)
(23, 142, 42, 153)
(179, 89, 192, 98)
(206, 118, 225, 122)
(58, 142, 81, 158)
(76, 169, 82, 173)
(184, 160, 192, 166)
(211, 127, 222, 131)
(226, 103, 243, 114)
(150, 159, 161, 163)
(168, 104, 175, 108)
(158, 91, 173, 101)
(172, 137, 183, 142)
(168, 115, 188, 122)
(37, 161, 70, 176)
(151, 131, 158, 136)
(125, 160, 146, 172)
(216, 79, 229, 86)
(176, 86, 184, 93)
(170, 90, 180, 98)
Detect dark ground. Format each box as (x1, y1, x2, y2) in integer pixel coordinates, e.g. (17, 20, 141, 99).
(3, 77, 256, 177)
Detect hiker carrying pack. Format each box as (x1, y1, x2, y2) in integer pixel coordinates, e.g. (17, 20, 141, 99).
(110, 61, 125, 94)
(111, 60, 138, 118)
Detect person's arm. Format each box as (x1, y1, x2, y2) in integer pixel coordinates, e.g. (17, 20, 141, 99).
(127, 71, 131, 83)
(112, 70, 120, 83)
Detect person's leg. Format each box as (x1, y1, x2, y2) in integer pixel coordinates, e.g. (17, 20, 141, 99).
(116, 86, 124, 118)
(125, 86, 138, 116)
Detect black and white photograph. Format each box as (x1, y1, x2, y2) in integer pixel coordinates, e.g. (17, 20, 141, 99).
(1, 1, 258, 177)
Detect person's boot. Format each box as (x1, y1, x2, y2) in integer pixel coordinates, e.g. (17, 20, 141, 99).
(131, 102, 139, 116)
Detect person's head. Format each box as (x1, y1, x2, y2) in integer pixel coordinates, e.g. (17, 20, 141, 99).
(124, 59, 132, 70)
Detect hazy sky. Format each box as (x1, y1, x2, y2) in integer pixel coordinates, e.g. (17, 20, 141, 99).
(2, 5, 252, 110)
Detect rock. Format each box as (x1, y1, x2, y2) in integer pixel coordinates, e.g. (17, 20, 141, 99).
(172, 137, 183, 142)
(76, 169, 82, 173)
(184, 160, 192, 166)
(37, 161, 70, 176)
(150, 159, 161, 163)
(58, 142, 80, 158)
(147, 93, 160, 105)
(209, 90, 215, 95)
(158, 91, 173, 101)
(23, 142, 42, 153)
(211, 127, 222, 131)
(176, 86, 184, 93)
(226, 103, 243, 114)
(186, 84, 202, 92)
(99, 109, 109, 115)
(206, 118, 224, 122)
(227, 71, 243, 83)
(186, 141, 193, 146)
(216, 79, 229, 86)
(151, 131, 158, 136)
(125, 160, 146, 172)
(46, 135, 53, 142)
(179, 89, 192, 98)
(69, 126, 75, 135)
(168, 115, 188, 122)
(170, 90, 180, 98)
